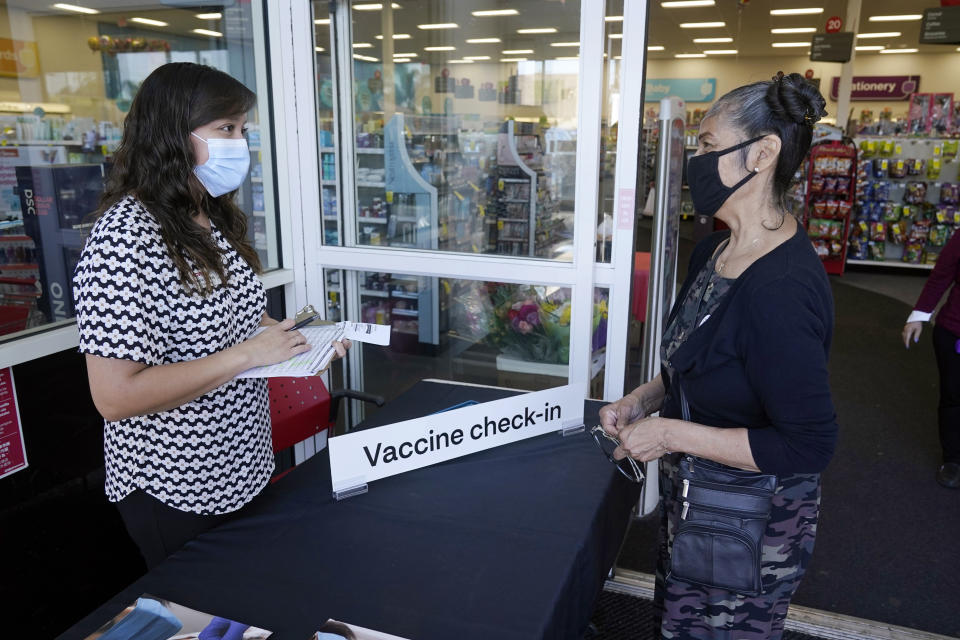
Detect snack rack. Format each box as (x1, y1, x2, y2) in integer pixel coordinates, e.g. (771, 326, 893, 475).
(848, 137, 960, 269)
(805, 141, 857, 275)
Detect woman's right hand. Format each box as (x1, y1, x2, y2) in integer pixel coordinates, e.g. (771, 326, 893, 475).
(599, 378, 664, 438)
(903, 321, 923, 349)
(242, 318, 312, 367)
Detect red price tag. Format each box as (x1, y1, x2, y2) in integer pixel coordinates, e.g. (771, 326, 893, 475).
(825, 16, 842, 33)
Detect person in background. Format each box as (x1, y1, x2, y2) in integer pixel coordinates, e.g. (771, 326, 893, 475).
(600, 72, 837, 639)
(73, 62, 349, 569)
(902, 227, 960, 488)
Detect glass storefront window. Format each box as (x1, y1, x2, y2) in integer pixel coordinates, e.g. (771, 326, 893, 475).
(313, 0, 581, 260)
(0, 1, 277, 341)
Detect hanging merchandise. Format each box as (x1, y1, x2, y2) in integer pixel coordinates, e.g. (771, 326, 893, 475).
(804, 141, 857, 274)
(850, 137, 960, 268)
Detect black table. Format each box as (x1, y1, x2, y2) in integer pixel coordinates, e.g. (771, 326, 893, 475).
(60, 381, 642, 640)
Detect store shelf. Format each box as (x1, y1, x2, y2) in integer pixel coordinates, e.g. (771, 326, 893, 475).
(391, 291, 419, 299)
(322, 179, 337, 186)
(321, 147, 335, 152)
(391, 308, 419, 317)
(357, 216, 388, 224)
(323, 215, 339, 221)
(2, 139, 84, 146)
(847, 259, 934, 270)
(392, 216, 418, 222)
(357, 181, 386, 188)
(326, 285, 341, 293)
(0, 220, 24, 230)
(360, 288, 389, 297)
(251, 176, 262, 183)
(357, 148, 385, 154)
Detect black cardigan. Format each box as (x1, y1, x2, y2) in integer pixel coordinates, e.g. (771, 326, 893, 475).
(661, 225, 838, 475)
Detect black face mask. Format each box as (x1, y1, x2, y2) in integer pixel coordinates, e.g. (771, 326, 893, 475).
(687, 135, 765, 217)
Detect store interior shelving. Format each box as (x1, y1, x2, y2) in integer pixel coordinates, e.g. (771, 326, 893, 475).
(848, 136, 960, 270)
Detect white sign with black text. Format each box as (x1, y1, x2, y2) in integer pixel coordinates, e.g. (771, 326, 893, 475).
(328, 385, 583, 495)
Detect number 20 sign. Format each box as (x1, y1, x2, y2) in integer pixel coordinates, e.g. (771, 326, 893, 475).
(826, 16, 843, 33)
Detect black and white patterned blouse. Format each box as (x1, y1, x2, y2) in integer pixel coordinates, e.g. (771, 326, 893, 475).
(73, 195, 272, 515)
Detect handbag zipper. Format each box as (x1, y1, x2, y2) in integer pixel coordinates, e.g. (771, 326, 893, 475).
(685, 478, 775, 498)
(681, 499, 768, 520)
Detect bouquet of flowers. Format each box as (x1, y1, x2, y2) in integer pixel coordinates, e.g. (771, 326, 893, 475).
(485, 285, 608, 365)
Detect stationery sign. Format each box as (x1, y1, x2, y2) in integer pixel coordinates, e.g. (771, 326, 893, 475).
(830, 76, 920, 101)
(0, 367, 27, 480)
(328, 385, 582, 495)
(645, 78, 716, 103)
(920, 6, 960, 44)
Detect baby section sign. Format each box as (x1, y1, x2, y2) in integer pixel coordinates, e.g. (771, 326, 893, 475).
(328, 385, 582, 495)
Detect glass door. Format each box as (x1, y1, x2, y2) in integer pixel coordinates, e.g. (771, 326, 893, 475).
(297, 0, 645, 418)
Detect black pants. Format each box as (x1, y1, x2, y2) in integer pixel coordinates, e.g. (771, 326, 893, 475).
(932, 324, 960, 463)
(116, 490, 254, 569)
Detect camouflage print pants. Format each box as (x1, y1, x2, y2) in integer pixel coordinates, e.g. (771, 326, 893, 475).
(653, 452, 821, 640)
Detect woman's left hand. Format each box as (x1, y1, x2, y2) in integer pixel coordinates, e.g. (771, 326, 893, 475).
(315, 339, 352, 375)
(612, 416, 672, 462)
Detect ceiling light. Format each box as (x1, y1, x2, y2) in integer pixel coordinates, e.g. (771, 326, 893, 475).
(193, 29, 223, 37)
(675, 53, 707, 58)
(472, 9, 519, 16)
(680, 22, 726, 28)
(648, 45, 665, 51)
(448, 59, 474, 64)
(855, 45, 884, 51)
(500, 57, 527, 62)
(353, 3, 401, 10)
(614, 55, 623, 59)
(770, 8, 823, 16)
(464, 55, 491, 60)
(197, 13, 222, 20)
(857, 32, 901, 38)
(662, 0, 715, 7)
(518, 27, 557, 34)
(466, 38, 501, 43)
(608, 33, 623, 39)
(376, 33, 412, 39)
(555, 56, 579, 60)
(424, 46, 456, 51)
(353, 54, 380, 62)
(869, 15, 922, 22)
(705, 49, 737, 54)
(418, 23, 459, 29)
(771, 42, 811, 47)
(393, 52, 417, 57)
(52, 3, 99, 14)
(605, 16, 624, 22)
(694, 37, 732, 43)
(353, 42, 374, 48)
(502, 49, 533, 54)
(314, 18, 330, 25)
(393, 58, 412, 63)
(550, 42, 580, 47)
(315, 46, 325, 52)
(771, 27, 816, 33)
(879, 48, 918, 54)
(130, 17, 168, 27)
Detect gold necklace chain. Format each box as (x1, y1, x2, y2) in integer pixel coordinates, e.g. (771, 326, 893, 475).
(716, 236, 761, 274)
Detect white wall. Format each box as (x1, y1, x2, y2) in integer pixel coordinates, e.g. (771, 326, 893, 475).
(644, 51, 960, 122)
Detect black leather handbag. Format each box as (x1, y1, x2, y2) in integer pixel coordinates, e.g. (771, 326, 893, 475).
(667, 382, 777, 596)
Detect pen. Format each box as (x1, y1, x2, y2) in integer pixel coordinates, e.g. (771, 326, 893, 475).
(288, 313, 322, 331)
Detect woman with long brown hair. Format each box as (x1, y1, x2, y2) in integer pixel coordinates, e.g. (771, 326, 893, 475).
(73, 62, 347, 568)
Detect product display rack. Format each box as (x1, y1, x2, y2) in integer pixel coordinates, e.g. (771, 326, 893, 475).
(847, 136, 960, 270)
(489, 120, 562, 257)
(804, 141, 857, 275)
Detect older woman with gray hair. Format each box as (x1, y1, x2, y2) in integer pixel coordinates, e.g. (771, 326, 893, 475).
(600, 72, 838, 638)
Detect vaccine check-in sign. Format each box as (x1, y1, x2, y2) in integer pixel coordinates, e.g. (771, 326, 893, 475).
(328, 385, 583, 496)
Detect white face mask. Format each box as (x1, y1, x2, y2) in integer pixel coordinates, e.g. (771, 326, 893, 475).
(191, 131, 250, 197)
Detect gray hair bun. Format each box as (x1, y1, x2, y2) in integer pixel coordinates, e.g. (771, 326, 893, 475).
(766, 71, 828, 127)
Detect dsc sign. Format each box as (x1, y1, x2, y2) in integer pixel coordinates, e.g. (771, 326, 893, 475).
(826, 16, 843, 33)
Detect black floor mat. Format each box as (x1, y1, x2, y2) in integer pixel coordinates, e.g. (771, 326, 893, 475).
(586, 589, 831, 640)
